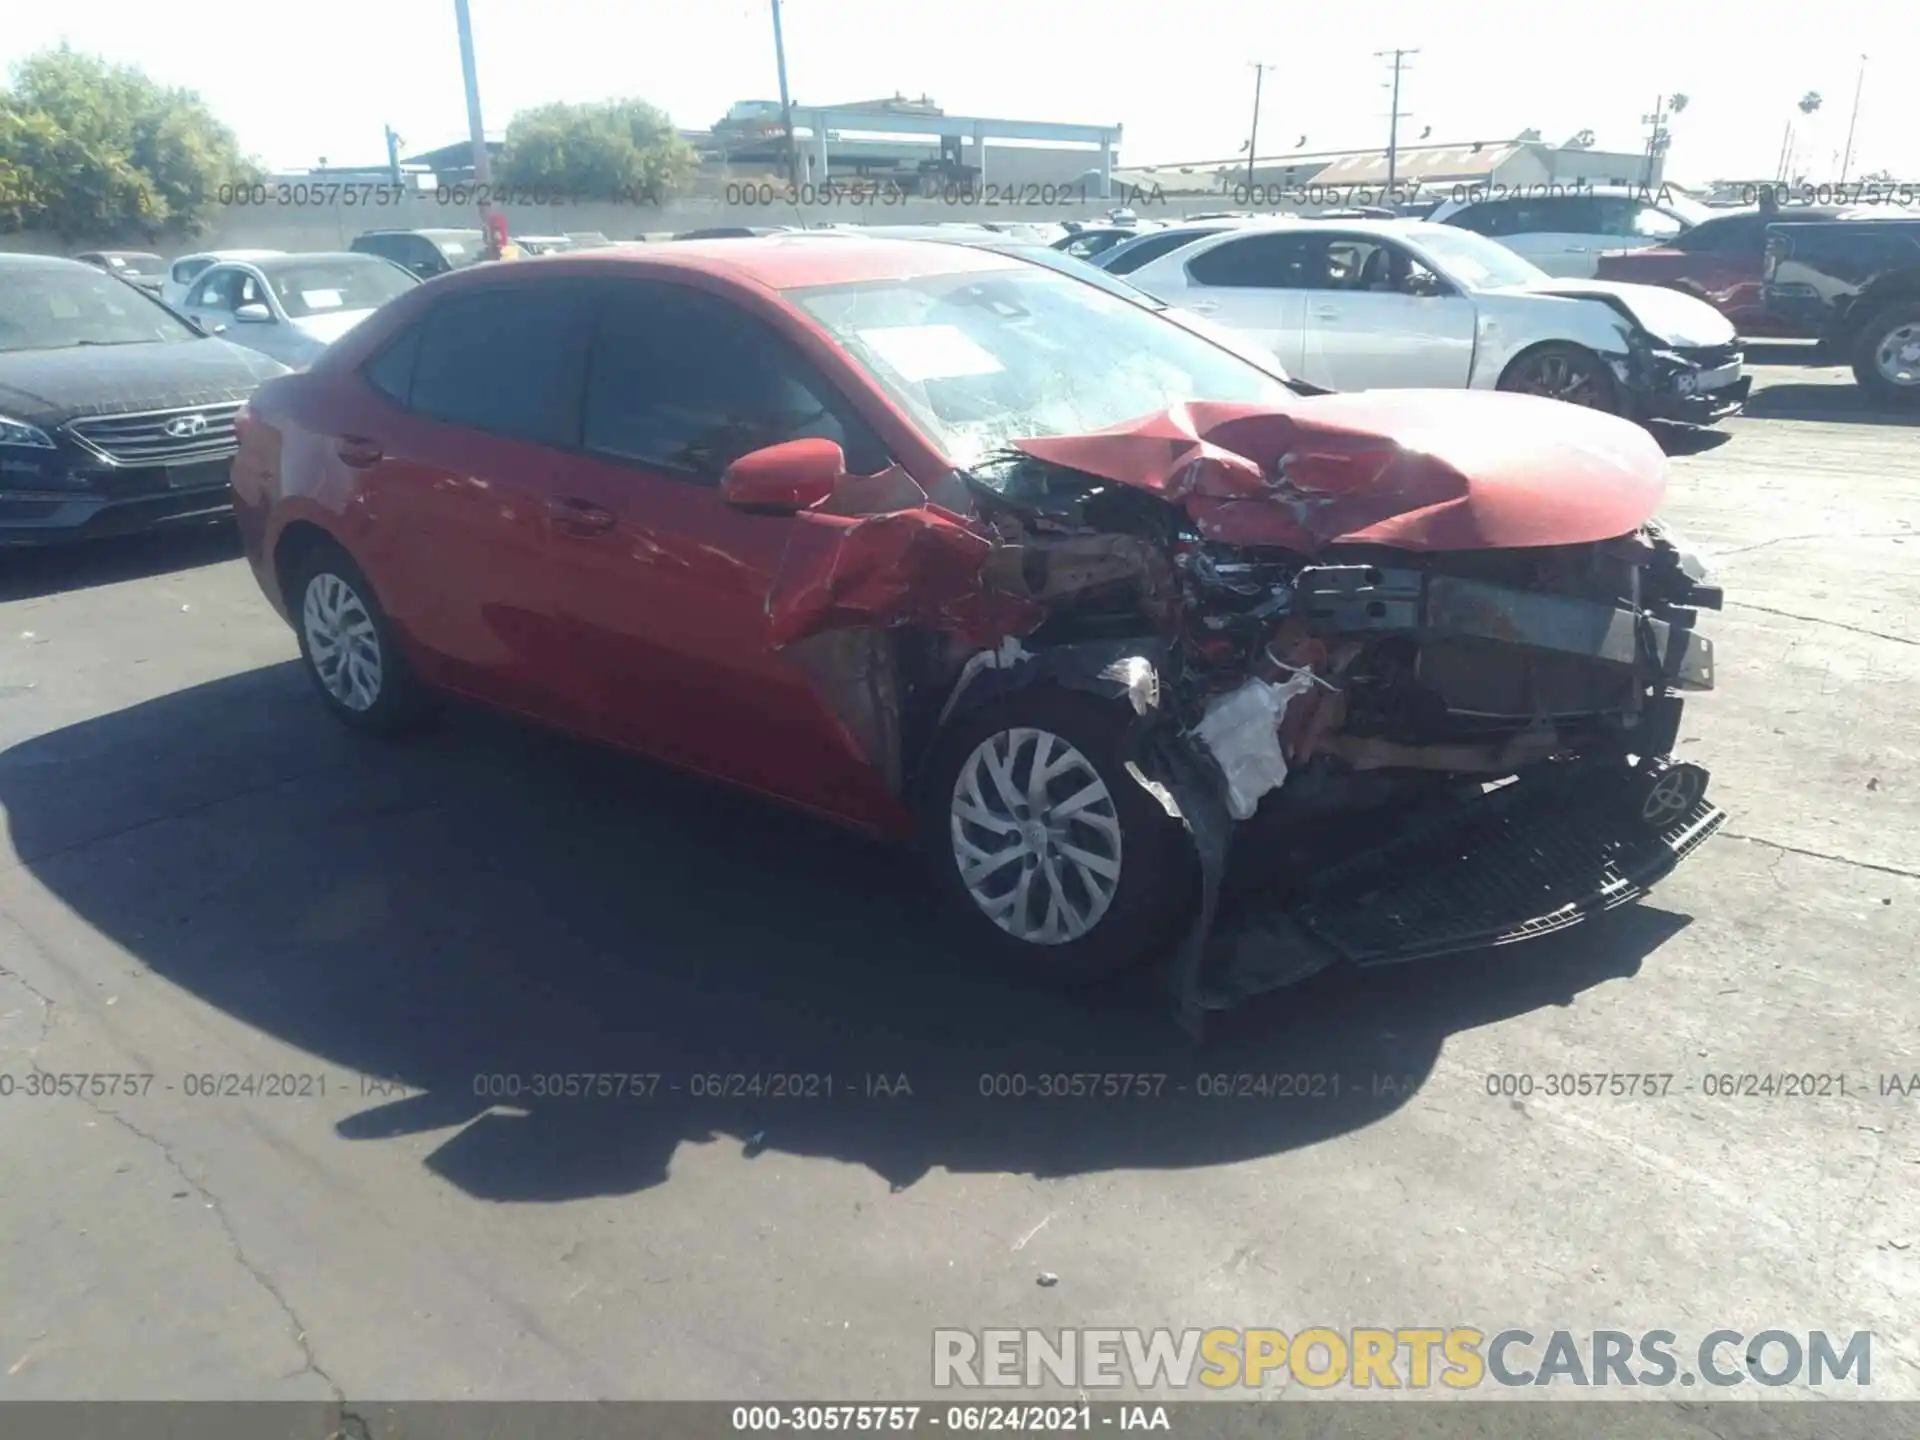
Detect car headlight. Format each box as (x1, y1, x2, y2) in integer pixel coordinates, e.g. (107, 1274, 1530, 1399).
(0, 414, 57, 449)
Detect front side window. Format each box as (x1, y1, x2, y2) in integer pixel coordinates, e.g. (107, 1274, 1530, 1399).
(409, 286, 586, 445)
(172, 257, 215, 286)
(790, 264, 1294, 470)
(193, 269, 244, 311)
(1630, 204, 1687, 240)
(582, 282, 886, 482)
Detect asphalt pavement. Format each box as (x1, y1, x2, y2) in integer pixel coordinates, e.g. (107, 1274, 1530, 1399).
(1, 358, 1916, 1408)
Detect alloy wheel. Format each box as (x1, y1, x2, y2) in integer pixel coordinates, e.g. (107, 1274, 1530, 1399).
(302, 571, 383, 712)
(950, 726, 1123, 945)
(1874, 322, 1920, 388)
(1514, 352, 1606, 407)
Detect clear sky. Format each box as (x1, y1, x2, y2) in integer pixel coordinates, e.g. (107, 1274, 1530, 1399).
(4, 0, 1913, 183)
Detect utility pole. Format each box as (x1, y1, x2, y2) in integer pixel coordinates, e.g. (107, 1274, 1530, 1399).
(1775, 119, 1793, 184)
(1375, 49, 1417, 198)
(384, 125, 403, 187)
(452, 0, 495, 238)
(1245, 63, 1271, 195)
(770, 0, 798, 184)
(1840, 54, 1867, 183)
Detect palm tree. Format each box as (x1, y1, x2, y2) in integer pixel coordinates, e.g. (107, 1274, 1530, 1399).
(1799, 91, 1823, 115)
(1670, 94, 1690, 115)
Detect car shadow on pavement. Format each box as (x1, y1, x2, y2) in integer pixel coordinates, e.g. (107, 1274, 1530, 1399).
(1741, 385, 1920, 426)
(0, 662, 1690, 1198)
(0, 521, 242, 603)
(1648, 423, 1732, 457)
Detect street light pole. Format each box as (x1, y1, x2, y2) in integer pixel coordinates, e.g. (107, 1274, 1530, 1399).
(1245, 63, 1269, 196)
(1840, 54, 1867, 184)
(452, 0, 494, 234)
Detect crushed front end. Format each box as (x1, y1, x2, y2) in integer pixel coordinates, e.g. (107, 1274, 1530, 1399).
(765, 395, 1728, 1030)
(1613, 337, 1752, 425)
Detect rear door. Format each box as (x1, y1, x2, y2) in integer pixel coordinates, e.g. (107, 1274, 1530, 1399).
(540, 277, 908, 820)
(1501, 196, 1604, 276)
(346, 281, 596, 720)
(1167, 232, 1316, 370)
(1292, 233, 1476, 390)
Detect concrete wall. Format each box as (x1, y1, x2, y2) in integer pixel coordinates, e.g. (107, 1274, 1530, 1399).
(0, 190, 1240, 259)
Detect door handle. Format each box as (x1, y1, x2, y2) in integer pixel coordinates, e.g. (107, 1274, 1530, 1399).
(1311, 307, 1341, 321)
(547, 496, 616, 536)
(336, 436, 382, 468)
(1186, 299, 1219, 314)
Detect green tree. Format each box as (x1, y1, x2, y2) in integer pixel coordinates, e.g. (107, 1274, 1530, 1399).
(495, 98, 698, 204)
(0, 45, 260, 241)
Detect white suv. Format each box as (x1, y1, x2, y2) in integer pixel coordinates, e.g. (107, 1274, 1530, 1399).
(1426, 188, 1711, 278)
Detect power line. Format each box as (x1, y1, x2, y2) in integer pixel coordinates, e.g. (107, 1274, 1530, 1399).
(1375, 49, 1418, 195)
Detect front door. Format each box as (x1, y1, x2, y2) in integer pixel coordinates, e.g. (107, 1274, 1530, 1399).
(539, 277, 907, 822)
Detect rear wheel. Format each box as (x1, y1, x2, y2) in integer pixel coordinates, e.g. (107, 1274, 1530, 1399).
(1851, 302, 1920, 407)
(288, 541, 433, 735)
(1497, 342, 1623, 414)
(917, 688, 1191, 986)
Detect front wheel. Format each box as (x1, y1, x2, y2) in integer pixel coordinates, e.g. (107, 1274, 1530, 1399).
(916, 688, 1192, 987)
(1851, 302, 1920, 407)
(1497, 342, 1623, 414)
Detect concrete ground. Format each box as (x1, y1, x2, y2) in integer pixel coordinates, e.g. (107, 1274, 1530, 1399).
(1, 355, 1916, 1411)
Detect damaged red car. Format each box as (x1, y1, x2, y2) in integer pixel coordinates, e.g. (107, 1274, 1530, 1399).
(232, 238, 1725, 1027)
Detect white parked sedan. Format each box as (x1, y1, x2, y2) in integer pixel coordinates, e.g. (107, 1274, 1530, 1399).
(161, 249, 286, 309)
(1124, 219, 1750, 424)
(178, 253, 419, 369)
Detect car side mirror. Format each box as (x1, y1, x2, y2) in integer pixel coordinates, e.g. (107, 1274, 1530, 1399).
(720, 438, 845, 514)
(234, 303, 273, 323)
(1404, 272, 1445, 298)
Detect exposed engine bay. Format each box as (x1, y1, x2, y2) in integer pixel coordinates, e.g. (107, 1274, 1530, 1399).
(764, 397, 1728, 1031)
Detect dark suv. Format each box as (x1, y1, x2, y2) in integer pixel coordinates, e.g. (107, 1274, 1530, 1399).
(348, 229, 485, 280)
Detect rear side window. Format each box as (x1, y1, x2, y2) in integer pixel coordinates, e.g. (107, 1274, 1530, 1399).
(1185, 233, 1324, 288)
(1103, 230, 1207, 274)
(362, 324, 423, 405)
(409, 286, 586, 445)
(581, 281, 887, 482)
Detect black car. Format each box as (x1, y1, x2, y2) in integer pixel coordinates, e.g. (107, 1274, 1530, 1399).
(73, 250, 168, 296)
(1763, 216, 1920, 405)
(0, 254, 289, 546)
(348, 229, 485, 279)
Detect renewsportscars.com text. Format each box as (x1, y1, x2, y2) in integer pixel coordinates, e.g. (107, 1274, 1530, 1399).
(932, 1328, 1873, 1390)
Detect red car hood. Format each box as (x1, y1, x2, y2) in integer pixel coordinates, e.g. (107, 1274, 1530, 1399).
(768, 389, 1669, 648)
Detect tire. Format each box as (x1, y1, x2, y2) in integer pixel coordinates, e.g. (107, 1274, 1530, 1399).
(915, 687, 1192, 987)
(287, 541, 433, 735)
(1850, 302, 1920, 407)
(1497, 342, 1623, 415)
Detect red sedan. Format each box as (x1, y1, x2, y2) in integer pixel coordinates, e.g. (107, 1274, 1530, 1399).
(234, 238, 1724, 1019)
(1595, 206, 1847, 338)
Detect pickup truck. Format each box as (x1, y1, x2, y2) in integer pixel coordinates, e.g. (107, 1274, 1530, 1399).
(1763, 217, 1920, 405)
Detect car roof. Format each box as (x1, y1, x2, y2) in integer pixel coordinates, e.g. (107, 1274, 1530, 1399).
(356, 228, 483, 240)
(0, 252, 101, 271)
(444, 235, 1028, 292)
